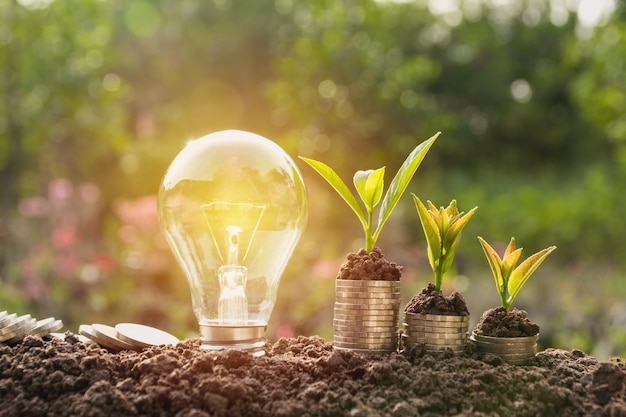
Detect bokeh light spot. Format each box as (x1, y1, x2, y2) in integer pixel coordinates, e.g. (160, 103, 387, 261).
(125, 0, 161, 38)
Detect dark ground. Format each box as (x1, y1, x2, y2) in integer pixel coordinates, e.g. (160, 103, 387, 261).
(1, 334, 625, 417)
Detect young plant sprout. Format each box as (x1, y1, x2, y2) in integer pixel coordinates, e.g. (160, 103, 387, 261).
(299, 132, 440, 253)
(413, 196, 477, 292)
(478, 236, 556, 314)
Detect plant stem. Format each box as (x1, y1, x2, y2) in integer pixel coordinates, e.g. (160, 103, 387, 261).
(501, 288, 509, 314)
(365, 209, 374, 252)
(434, 263, 443, 292)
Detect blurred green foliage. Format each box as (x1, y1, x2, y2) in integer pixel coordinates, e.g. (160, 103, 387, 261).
(1, 0, 626, 359)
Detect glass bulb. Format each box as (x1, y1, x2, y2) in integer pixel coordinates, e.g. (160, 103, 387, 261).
(158, 130, 308, 355)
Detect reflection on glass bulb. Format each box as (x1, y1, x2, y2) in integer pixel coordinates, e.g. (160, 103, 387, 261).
(158, 130, 308, 356)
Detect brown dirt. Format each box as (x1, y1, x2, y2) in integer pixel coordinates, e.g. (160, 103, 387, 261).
(337, 248, 402, 281)
(473, 306, 541, 337)
(404, 283, 470, 316)
(1, 334, 626, 416)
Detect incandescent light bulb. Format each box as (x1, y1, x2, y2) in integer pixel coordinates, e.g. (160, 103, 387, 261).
(158, 130, 308, 355)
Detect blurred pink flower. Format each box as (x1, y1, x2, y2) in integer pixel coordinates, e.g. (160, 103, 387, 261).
(78, 183, 100, 204)
(48, 178, 74, 206)
(51, 226, 79, 248)
(275, 322, 295, 339)
(313, 259, 341, 280)
(22, 278, 48, 302)
(93, 252, 117, 272)
(18, 197, 50, 217)
(54, 252, 78, 275)
(114, 195, 158, 231)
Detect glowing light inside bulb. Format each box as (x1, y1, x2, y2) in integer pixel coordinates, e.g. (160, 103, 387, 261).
(158, 130, 307, 354)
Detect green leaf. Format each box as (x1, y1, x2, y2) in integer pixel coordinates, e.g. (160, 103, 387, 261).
(298, 156, 367, 231)
(440, 206, 477, 274)
(500, 247, 523, 281)
(478, 236, 505, 295)
(373, 132, 440, 242)
(507, 245, 556, 305)
(413, 194, 441, 272)
(353, 167, 385, 213)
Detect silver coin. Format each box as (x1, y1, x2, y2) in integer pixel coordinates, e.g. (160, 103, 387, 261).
(0, 313, 19, 331)
(334, 345, 396, 352)
(31, 318, 64, 337)
(334, 297, 400, 306)
(406, 337, 467, 347)
(68, 330, 95, 344)
(333, 313, 398, 321)
(334, 302, 399, 310)
(115, 323, 179, 348)
(474, 343, 536, 355)
(333, 333, 398, 341)
(471, 334, 538, 344)
(2, 318, 37, 343)
(333, 321, 397, 330)
(335, 289, 401, 296)
(28, 317, 55, 335)
(404, 324, 468, 333)
(336, 279, 400, 285)
(404, 331, 468, 340)
(334, 323, 397, 331)
(333, 336, 398, 345)
(334, 308, 398, 316)
(334, 318, 398, 325)
(333, 341, 396, 350)
(90, 323, 138, 351)
(406, 332, 467, 342)
(335, 285, 401, 292)
(333, 324, 398, 333)
(334, 317, 398, 325)
(334, 303, 400, 317)
(404, 313, 469, 323)
(0, 314, 32, 336)
(333, 318, 397, 326)
(403, 320, 470, 329)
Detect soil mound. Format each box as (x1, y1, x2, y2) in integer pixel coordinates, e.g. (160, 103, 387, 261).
(473, 306, 540, 337)
(404, 283, 470, 316)
(337, 247, 402, 281)
(1, 334, 625, 416)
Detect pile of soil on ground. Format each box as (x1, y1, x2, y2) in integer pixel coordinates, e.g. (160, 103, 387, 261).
(1, 334, 625, 417)
(404, 283, 470, 316)
(337, 247, 402, 281)
(473, 306, 540, 337)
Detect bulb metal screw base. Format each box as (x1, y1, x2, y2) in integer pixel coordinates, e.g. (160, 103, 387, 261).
(199, 323, 267, 357)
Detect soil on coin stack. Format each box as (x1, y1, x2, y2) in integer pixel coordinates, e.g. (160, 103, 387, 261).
(337, 248, 402, 281)
(1, 334, 625, 417)
(404, 282, 470, 316)
(473, 306, 540, 337)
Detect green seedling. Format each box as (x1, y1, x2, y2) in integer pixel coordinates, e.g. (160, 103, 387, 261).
(413, 196, 477, 292)
(478, 236, 556, 314)
(299, 132, 440, 253)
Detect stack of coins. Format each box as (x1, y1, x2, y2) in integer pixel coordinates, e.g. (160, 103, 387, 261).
(402, 313, 469, 353)
(470, 333, 538, 365)
(0, 311, 64, 344)
(333, 279, 401, 353)
(78, 322, 179, 352)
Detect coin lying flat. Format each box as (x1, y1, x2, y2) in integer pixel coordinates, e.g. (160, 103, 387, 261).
(91, 323, 138, 352)
(77, 322, 179, 351)
(0, 311, 64, 344)
(115, 323, 179, 348)
(0, 313, 17, 328)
